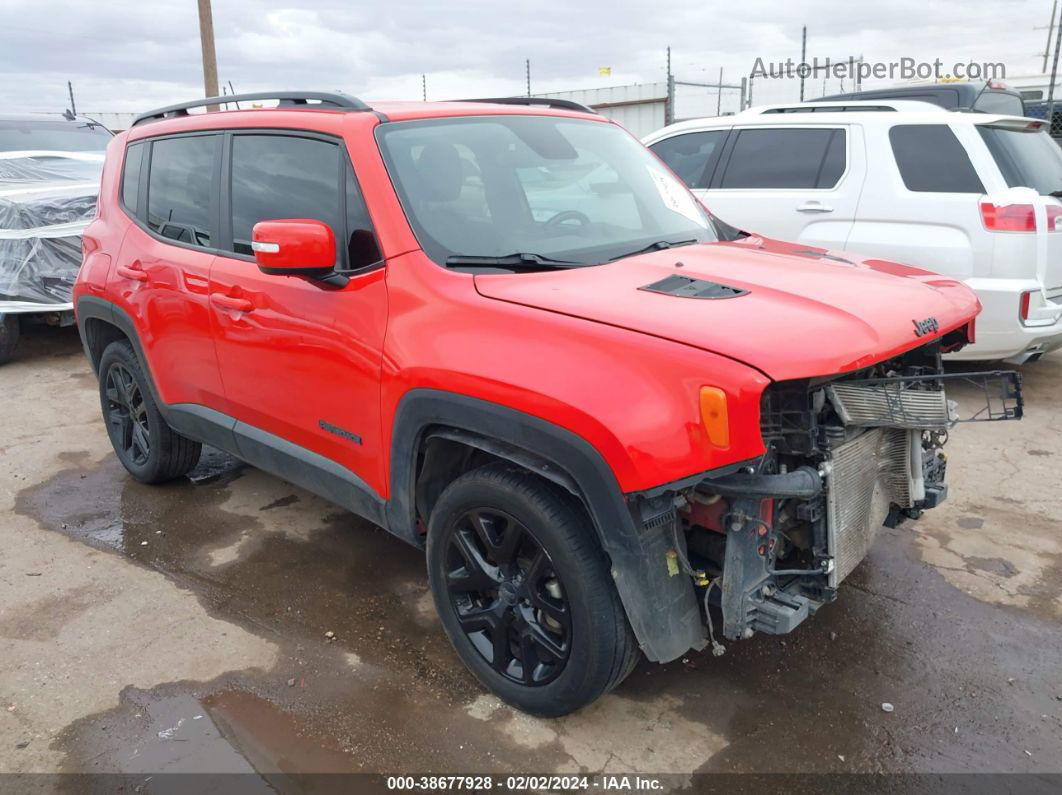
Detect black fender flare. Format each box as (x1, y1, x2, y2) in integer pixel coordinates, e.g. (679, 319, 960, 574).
(386, 389, 705, 662)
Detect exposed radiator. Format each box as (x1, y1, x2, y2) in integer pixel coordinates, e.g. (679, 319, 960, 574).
(827, 382, 952, 429)
(826, 428, 912, 585)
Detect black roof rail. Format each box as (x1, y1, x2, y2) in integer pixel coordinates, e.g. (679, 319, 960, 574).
(456, 96, 597, 115)
(132, 91, 371, 127)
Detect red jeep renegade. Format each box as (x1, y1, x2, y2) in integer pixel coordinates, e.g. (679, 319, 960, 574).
(75, 91, 1021, 716)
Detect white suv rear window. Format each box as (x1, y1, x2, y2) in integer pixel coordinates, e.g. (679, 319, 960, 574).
(978, 126, 1062, 197)
(889, 125, 984, 193)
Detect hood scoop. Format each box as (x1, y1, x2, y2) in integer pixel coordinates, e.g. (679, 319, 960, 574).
(639, 274, 749, 300)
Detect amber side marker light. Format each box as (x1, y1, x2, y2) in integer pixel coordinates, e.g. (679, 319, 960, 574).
(699, 386, 730, 448)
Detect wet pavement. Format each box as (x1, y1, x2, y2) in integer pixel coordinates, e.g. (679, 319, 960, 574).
(1, 325, 1061, 788)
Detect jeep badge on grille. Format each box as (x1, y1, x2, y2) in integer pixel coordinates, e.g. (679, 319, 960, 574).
(913, 316, 939, 336)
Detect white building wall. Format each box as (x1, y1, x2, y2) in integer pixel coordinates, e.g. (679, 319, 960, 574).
(535, 83, 668, 138)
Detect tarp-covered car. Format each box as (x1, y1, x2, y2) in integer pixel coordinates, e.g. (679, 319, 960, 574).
(0, 113, 111, 362)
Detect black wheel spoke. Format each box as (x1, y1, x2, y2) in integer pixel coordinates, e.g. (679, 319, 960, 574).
(467, 511, 525, 567)
(120, 414, 134, 452)
(518, 633, 539, 683)
(456, 603, 498, 634)
(493, 519, 525, 567)
(447, 565, 499, 593)
(489, 611, 515, 673)
(451, 529, 501, 585)
(524, 620, 566, 662)
(525, 548, 549, 583)
(530, 592, 570, 631)
(106, 407, 125, 430)
(131, 423, 150, 460)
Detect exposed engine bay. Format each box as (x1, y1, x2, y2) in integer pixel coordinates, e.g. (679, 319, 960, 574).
(667, 337, 1023, 649)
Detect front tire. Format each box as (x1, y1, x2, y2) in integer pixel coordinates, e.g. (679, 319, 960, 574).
(426, 463, 639, 717)
(97, 340, 202, 483)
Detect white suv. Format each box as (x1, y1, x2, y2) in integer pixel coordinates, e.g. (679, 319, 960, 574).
(644, 101, 1062, 363)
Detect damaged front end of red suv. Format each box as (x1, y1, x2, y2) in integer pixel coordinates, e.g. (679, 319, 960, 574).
(646, 332, 1022, 650)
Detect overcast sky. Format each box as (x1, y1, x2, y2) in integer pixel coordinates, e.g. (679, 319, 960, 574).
(1, 0, 1056, 115)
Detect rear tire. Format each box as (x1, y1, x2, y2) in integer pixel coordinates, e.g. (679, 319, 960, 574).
(426, 463, 639, 717)
(97, 340, 201, 483)
(0, 314, 19, 364)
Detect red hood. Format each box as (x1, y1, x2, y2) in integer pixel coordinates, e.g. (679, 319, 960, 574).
(473, 236, 981, 382)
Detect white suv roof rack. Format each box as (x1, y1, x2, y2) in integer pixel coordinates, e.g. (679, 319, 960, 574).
(745, 99, 945, 115)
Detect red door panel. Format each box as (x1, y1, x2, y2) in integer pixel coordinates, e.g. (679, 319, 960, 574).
(208, 256, 389, 495)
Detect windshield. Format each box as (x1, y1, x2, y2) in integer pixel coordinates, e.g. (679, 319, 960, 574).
(376, 116, 717, 267)
(0, 119, 112, 153)
(978, 125, 1062, 195)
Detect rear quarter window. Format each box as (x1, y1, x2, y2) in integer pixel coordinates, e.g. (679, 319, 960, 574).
(120, 143, 144, 216)
(889, 124, 985, 193)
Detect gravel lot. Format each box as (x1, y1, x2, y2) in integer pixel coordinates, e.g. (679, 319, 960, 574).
(1, 325, 1060, 787)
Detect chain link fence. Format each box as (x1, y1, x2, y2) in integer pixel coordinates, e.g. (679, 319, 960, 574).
(1023, 102, 1062, 137)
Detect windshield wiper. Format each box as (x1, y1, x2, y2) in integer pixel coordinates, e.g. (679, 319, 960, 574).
(445, 252, 581, 270)
(608, 238, 699, 262)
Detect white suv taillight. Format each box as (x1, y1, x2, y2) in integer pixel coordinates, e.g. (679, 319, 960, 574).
(981, 201, 1062, 232)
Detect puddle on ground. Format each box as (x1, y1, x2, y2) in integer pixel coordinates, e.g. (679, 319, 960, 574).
(16, 449, 1062, 779)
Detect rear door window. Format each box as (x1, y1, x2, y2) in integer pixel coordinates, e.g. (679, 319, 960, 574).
(649, 130, 728, 188)
(978, 125, 1062, 196)
(717, 128, 847, 189)
(889, 125, 985, 193)
(146, 134, 218, 247)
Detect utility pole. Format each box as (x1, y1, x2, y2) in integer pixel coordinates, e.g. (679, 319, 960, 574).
(1040, 0, 1059, 73)
(422, 74, 427, 101)
(525, 59, 531, 97)
(799, 25, 807, 101)
(717, 67, 723, 115)
(1047, 14, 1062, 135)
(67, 81, 76, 116)
(197, 0, 220, 110)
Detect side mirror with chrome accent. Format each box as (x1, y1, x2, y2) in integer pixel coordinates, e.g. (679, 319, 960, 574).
(251, 219, 337, 277)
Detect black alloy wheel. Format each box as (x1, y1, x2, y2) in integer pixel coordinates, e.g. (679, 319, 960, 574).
(426, 463, 640, 716)
(104, 362, 151, 466)
(444, 508, 571, 686)
(96, 340, 201, 483)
